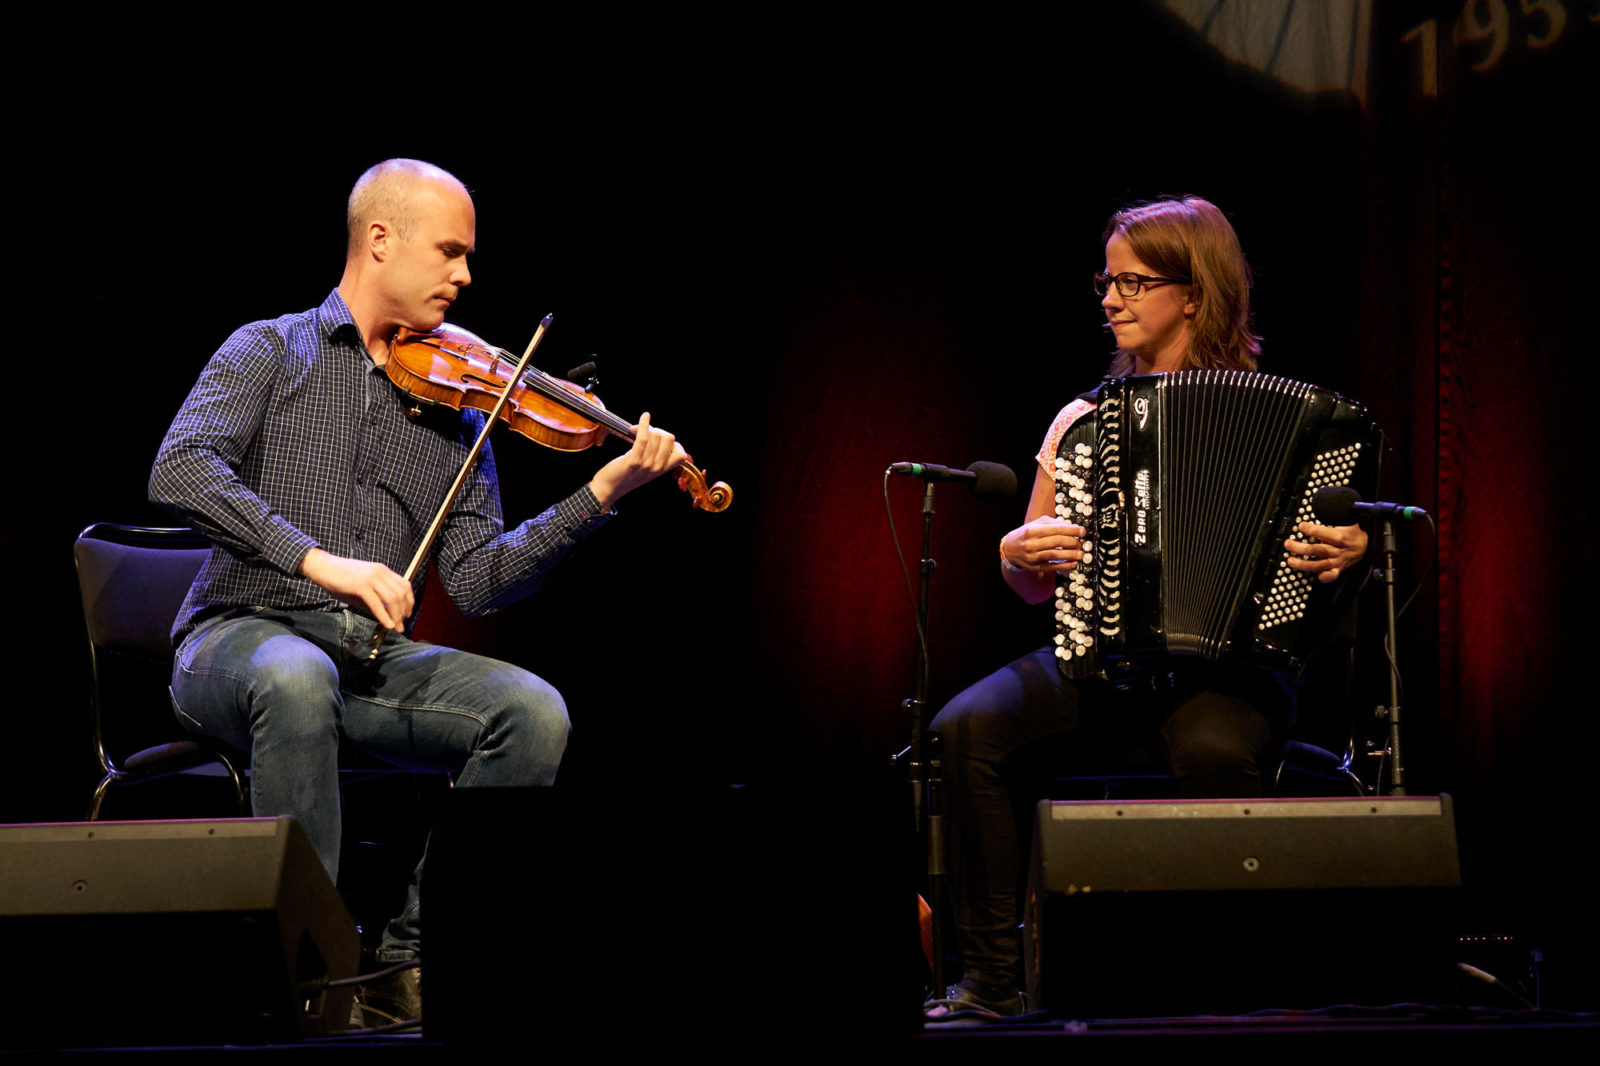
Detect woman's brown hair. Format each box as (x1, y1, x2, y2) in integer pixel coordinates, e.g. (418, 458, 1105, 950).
(1103, 196, 1260, 375)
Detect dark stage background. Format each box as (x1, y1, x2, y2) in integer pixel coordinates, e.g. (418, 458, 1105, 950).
(7, 2, 1596, 1005)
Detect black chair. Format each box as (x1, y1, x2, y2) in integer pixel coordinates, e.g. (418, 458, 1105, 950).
(1273, 642, 1371, 797)
(1052, 744, 1365, 801)
(1049, 664, 1370, 801)
(74, 523, 246, 819)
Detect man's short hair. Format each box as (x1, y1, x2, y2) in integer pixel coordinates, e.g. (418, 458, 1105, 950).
(346, 159, 465, 257)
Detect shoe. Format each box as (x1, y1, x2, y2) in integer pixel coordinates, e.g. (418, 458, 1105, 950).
(354, 965, 422, 1028)
(923, 978, 1025, 1020)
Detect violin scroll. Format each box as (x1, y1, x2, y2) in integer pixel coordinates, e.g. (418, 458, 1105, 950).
(677, 463, 733, 513)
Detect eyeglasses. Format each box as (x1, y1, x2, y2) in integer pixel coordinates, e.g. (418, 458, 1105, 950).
(1093, 271, 1192, 298)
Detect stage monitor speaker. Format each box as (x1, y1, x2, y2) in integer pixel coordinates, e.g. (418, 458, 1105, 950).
(1024, 795, 1462, 1017)
(0, 817, 358, 1050)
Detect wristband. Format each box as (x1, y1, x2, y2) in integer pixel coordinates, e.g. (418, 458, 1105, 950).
(1000, 537, 1024, 573)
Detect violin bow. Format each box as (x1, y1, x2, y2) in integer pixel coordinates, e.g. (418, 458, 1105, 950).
(365, 314, 554, 660)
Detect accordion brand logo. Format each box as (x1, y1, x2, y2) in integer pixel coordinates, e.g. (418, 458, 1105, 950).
(1134, 396, 1150, 429)
(1133, 469, 1151, 545)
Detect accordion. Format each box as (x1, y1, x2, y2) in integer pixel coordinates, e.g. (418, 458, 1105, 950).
(1052, 371, 1381, 678)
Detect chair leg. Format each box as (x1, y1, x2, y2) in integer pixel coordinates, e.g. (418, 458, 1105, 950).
(88, 774, 117, 821)
(220, 759, 248, 814)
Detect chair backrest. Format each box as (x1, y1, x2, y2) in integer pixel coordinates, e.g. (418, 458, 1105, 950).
(74, 524, 211, 769)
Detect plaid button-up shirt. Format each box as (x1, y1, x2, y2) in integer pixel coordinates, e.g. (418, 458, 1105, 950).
(151, 289, 612, 641)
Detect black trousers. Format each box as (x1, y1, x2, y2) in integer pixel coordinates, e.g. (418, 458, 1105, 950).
(928, 647, 1283, 992)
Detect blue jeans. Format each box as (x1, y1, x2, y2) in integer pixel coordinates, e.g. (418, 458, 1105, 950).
(171, 607, 570, 961)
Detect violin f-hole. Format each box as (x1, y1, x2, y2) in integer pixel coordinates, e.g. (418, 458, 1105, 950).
(461, 371, 509, 391)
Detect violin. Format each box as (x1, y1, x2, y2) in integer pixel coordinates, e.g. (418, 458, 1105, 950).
(364, 315, 730, 659)
(384, 321, 732, 513)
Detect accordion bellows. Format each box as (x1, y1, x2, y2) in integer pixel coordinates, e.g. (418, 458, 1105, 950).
(1053, 371, 1381, 678)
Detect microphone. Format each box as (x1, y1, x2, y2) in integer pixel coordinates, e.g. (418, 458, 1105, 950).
(1312, 485, 1429, 525)
(888, 460, 1018, 497)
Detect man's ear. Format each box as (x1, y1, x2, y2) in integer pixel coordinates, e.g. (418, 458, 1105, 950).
(366, 220, 394, 261)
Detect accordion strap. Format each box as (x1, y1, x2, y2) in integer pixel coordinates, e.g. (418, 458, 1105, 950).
(1036, 397, 1097, 473)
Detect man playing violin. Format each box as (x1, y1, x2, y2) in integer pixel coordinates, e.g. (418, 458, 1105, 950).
(149, 158, 687, 1021)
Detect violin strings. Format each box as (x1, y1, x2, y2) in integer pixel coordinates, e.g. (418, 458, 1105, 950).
(504, 354, 636, 439)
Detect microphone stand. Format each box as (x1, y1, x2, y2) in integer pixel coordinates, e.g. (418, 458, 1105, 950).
(887, 459, 1014, 1000)
(902, 480, 947, 994)
(1375, 517, 1407, 794)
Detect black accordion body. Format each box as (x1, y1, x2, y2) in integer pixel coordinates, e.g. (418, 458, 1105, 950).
(1052, 371, 1381, 678)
